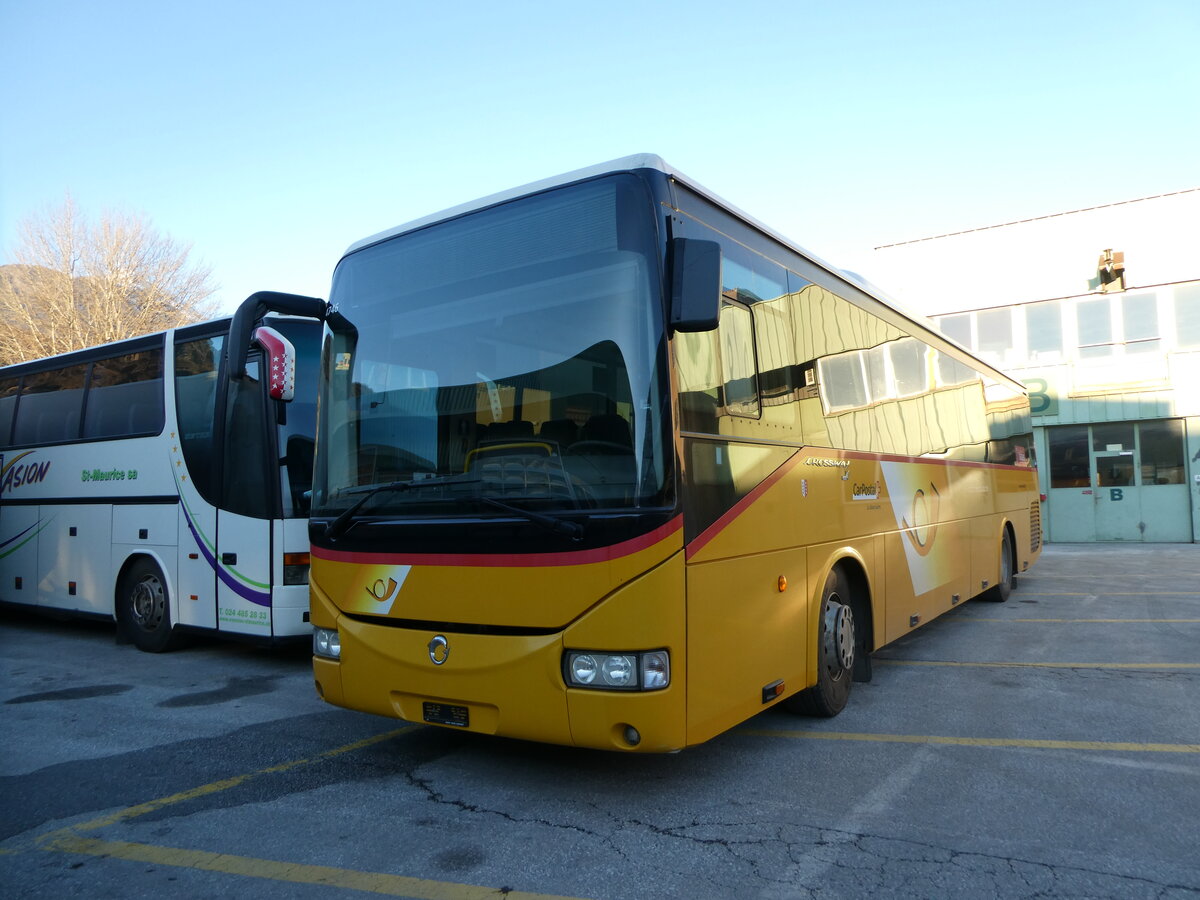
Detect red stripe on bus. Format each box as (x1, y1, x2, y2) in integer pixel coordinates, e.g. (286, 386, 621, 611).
(836, 448, 1036, 471)
(312, 515, 684, 568)
(685, 452, 805, 560)
(684, 448, 1035, 559)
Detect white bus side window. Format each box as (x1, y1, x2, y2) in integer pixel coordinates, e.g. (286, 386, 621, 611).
(12, 364, 87, 446)
(83, 351, 164, 439)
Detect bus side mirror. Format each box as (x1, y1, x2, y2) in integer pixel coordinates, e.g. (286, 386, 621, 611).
(227, 290, 326, 383)
(253, 326, 296, 402)
(668, 238, 721, 333)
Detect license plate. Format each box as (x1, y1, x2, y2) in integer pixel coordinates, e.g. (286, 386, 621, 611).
(423, 702, 469, 728)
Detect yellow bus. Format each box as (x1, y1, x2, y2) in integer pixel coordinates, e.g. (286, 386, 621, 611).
(309, 155, 1041, 752)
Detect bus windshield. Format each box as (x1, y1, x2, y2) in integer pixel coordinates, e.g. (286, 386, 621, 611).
(313, 175, 668, 525)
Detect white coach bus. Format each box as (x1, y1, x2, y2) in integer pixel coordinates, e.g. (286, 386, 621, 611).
(0, 292, 326, 651)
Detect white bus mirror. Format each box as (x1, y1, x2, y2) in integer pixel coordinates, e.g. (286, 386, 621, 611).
(252, 326, 297, 402)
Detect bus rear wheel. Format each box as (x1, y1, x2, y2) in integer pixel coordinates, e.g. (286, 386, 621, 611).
(786, 567, 855, 717)
(980, 530, 1014, 602)
(120, 558, 177, 652)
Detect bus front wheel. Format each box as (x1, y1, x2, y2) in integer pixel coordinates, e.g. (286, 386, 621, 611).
(120, 558, 178, 653)
(787, 567, 855, 717)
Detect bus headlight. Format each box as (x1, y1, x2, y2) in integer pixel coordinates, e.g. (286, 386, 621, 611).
(564, 650, 669, 691)
(602, 654, 635, 687)
(313, 627, 341, 660)
(570, 654, 599, 685)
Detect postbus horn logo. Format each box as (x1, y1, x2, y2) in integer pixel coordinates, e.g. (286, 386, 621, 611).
(901, 483, 941, 557)
(365, 577, 399, 603)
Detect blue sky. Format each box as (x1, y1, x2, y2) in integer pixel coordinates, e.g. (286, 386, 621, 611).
(2, 0, 1197, 315)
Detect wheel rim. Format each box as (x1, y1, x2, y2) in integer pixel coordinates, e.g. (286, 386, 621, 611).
(823, 595, 855, 677)
(130, 575, 165, 632)
(1001, 538, 1012, 586)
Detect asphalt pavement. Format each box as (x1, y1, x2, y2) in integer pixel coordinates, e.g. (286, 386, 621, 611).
(1, 542, 1198, 899)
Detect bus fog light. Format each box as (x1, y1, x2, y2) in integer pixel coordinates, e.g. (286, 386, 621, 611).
(314, 627, 341, 660)
(640, 651, 670, 690)
(570, 654, 598, 685)
(601, 655, 635, 687)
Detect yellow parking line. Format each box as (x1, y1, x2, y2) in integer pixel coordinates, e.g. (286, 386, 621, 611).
(1018, 590, 1200, 596)
(57, 727, 416, 834)
(955, 618, 1200, 623)
(875, 659, 1200, 669)
(44, 835, 581, 900)
(32, 724, 582, 900)
(744, 728, 1200, 753)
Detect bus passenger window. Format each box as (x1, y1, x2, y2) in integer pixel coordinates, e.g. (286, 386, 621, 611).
(223, 359, 273, 518)
(12, 364, 87, 445)
(0, 377, 18, 447)
(175, 336, 224, 505)
(83, 351, 164, 439)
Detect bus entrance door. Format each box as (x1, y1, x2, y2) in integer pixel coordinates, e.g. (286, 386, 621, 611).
(216, 509, 274, 636)
(216, 355, 276, 636)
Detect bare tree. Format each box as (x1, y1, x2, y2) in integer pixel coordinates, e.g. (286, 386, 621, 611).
(0, 196, 218, 365)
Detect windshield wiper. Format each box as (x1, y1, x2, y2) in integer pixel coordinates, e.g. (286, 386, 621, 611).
(323, 475, 480, 540)
(478, 496, 584, 541)
(324, 475, 585, 542)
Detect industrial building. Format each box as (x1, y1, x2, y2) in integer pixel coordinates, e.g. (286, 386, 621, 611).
(866, 188, 1200, 542)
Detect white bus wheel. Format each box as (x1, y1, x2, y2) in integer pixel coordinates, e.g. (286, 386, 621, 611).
(120, 559, 178, 652)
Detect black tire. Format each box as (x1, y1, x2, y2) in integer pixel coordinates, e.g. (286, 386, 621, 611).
(786, 567, 855, 717)
(119, 558, 177, 652)
(980, 529, 1014, 603)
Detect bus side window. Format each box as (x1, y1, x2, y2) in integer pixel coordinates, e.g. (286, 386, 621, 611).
(175, 335, 224, 506)
(675, 328, 720, 433)
(0, 376, 19, 447)
(83, 350, 165, 439)
(222, 357, 273, 518)
(11, 364, 87, 446)
(718, 301, 760, 418)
